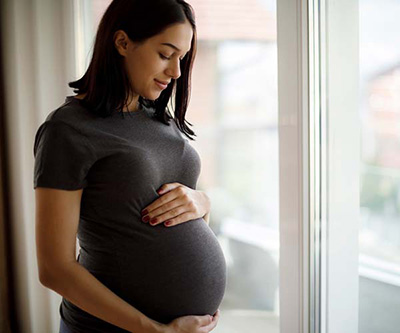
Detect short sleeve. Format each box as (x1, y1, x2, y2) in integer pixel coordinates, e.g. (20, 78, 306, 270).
(33, 120, 97, 190)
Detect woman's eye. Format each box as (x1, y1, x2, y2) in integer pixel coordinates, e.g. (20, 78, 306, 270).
(159, 53, 184, 61)
(159, 53, 170, 60)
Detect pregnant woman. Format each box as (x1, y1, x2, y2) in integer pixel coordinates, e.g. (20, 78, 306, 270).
(33, 0, 227, 332)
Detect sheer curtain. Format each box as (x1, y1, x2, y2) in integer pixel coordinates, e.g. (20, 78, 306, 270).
(1, 0, 76, 332)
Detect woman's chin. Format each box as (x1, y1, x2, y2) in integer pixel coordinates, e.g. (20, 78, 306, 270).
(141, 91, 162, 102)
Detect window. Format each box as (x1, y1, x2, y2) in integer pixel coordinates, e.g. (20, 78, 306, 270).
(359, 1, 400, 332)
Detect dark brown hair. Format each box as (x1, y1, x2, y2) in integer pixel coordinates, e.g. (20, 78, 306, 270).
(69, 0, 198, 140)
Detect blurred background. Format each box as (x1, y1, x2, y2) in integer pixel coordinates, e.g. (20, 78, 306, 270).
(358, 1, 400, 332)
(0, 0, 399, 332)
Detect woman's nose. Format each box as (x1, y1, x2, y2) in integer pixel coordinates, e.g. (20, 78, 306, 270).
(166, 59, 181, 80)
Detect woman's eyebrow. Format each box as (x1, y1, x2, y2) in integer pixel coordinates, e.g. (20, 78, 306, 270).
(161, 42, 182, 52)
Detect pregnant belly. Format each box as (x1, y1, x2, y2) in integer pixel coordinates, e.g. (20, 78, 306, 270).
(80, 217, 227, 325)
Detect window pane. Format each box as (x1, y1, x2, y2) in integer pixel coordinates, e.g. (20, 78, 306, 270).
(359, 1, 400, 332)
(78, 1, 279, 332)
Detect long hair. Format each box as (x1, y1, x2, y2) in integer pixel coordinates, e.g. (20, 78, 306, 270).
(69, 0, 198, 140)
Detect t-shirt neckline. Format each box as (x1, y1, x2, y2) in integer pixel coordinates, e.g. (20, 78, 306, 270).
(65, 96, 147, 118)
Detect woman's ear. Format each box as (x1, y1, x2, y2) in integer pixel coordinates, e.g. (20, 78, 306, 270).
(113, 30, 129, 57)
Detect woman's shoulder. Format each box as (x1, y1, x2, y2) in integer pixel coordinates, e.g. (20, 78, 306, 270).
(43, 96, 97, 129)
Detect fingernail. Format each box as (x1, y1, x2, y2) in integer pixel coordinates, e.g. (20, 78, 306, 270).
(141, 209, 148, 215)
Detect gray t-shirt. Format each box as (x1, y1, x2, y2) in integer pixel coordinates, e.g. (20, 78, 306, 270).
(33, 96, 227, 332)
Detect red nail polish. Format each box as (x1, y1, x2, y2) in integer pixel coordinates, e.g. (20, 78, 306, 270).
(165, 221, 171, 226)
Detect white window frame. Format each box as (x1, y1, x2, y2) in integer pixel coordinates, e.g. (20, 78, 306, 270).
(278, 1, 360, 333)
(323, 0, 359, 332)
(277, 0, 310, 332)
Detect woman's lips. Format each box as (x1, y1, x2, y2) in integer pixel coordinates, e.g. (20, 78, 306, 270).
(154, 79, 168, 90)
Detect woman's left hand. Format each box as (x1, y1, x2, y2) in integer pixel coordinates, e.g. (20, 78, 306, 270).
(141, 183, 210, 227)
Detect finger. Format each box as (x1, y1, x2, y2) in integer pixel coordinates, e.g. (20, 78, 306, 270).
(163, 211, 195, 227)
(144, 198, 182, 225)
(200, 312, 219, 328)
(200, 310, 220, 332)
(199, 316, 218, 333)
(142, 189, 177, 215)
(196, 314, 213, 327)
(157, 182, 184, 195)
(149, 202, 186, 226)
(141, 197, 166, 216)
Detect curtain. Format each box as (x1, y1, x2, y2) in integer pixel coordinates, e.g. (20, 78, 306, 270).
(1, 0, 76, 332)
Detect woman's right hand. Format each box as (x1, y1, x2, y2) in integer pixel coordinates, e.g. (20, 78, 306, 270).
(159, 309, 220, 333)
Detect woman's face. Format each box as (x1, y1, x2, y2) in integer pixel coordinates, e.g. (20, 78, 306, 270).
(114, 20, 193, 101)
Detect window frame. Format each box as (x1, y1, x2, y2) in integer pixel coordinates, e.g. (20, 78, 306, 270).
(277, 1, 360, 333)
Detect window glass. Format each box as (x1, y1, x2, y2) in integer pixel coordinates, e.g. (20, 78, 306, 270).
(359, 1, 400, 332)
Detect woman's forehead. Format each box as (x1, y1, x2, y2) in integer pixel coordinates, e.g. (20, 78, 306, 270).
(152, 23, 193, 52)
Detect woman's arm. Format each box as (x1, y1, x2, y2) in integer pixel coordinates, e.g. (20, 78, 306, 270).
(35, 187, 162, 333)
(42, 260, 161, 332)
